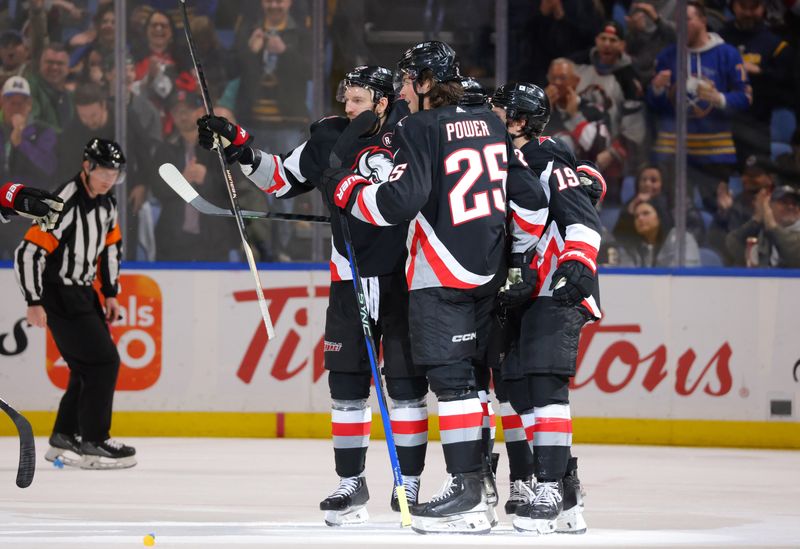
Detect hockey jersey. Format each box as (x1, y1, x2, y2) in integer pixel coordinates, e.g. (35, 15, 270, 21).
(343, 104, 549, 291)
(520, 137, 602, 319)
(244, 104, 409, 279)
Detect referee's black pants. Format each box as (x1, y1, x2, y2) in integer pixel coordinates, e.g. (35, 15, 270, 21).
(43, 284, 120, 443)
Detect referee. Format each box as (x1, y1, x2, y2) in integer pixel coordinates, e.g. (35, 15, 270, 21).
(14, 138, 136, 470)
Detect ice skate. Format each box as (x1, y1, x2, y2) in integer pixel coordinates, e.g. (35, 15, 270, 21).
(410, 472, 492, 535)
(390, 475, 420, 512)
(557, 458, 587, 534)
(512, 480, 563, 535)
(80, 439, 137, 470)
(505, 477, 534, 514)
(44, 433, 83, 467)
(481, 462, 499, 527)
(320, 476, 369, 526)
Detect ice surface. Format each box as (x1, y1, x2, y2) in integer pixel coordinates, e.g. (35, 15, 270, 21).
(0, 438, 798, 548)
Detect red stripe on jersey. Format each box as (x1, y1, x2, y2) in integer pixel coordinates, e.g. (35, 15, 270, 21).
(534, 417, 573, 433)
(391, 419, 429, 435)
(501, 414, 523, 430)
(438, 412, 484, 431)
(417, 221, 478, 289)
(356, 187, 379, 225)
(329, 260, 342, 282)
(512, 210, 544, 237)
(331, 421, 371, 437)
(265, 156, 287, 194)
(406, 225, 421, 289)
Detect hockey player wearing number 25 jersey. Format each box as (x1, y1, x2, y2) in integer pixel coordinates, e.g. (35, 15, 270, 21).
(197, 66, 430, 527)
(323, 41, 549, 535)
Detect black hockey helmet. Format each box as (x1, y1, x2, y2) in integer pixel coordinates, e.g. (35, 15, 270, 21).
(336, 65, 395, 104)
(458, 77, 489, 106)
(492, 82, 550, 137)
(83, 137, 126, 170)
(393, 40, 460, 93)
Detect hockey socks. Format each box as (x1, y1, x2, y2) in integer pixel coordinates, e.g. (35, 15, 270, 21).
(389, 397, 428, 477)
(331, 400, 371, 478)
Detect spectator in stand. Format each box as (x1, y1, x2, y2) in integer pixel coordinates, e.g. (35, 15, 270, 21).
(571, 21, 647, 196)
(613, 165, 672, 242)
(616, 199, 701, 267)
(27, 42, 74, 133)
(510, 0, 603, 85)
(0, 75, 57, 257)
(721, 0, 795, 165)
(624, 2, 676, 85)
(68, 4, 116, 76)
(151, 89, 237, 262)
(187, 15, 234, 105)
(648, 1, 752, 212)
(57, 82, 113, 181)
(0, 30, 29, 89)
(726, 184, 800, 267)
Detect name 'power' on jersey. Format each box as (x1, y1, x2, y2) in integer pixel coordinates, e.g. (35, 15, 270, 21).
(521, 136, 602, 318)
(342, 104, 549, 291)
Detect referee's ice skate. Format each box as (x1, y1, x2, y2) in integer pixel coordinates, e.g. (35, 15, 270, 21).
(79, 439, 137, 470)
(320, 476, 369, 526)
(410, 472, 492, 535)
(44, 433, 82, 467)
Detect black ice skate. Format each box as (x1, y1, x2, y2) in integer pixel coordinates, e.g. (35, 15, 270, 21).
(44, 433, 82, 467)
(320, 476, 370, 526)
(80, 439, 137, 470)
(505, 477, 534, 515)
(390, 475, 420, 512)
(557, 457, 587, 534)
(512, 480, 563, 535)
(410, 472, 492, 535)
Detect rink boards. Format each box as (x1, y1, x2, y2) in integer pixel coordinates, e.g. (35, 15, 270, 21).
(0, 264, 798, 448)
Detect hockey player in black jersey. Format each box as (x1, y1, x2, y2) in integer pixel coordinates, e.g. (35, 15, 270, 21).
(196, 66, 429, 526)
(491, 82, 605, 535)
(322, 41, 549, 534)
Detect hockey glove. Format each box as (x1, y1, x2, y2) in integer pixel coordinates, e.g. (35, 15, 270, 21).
(0, 182, 64, 231)
(576, 161, 606, 206)
(322, 168, 369, 210)
(197, 115, 255, 165)
(549, 260, 594, 307)
(498, 247, 538, 308)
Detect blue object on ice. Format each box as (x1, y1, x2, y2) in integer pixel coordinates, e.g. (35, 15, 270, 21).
(53, 457, 64, 469)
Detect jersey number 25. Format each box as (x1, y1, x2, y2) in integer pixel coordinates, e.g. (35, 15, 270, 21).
(445, 143, 507, 226)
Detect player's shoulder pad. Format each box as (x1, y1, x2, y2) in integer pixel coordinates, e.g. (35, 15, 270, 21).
(522, 136, 575, 170)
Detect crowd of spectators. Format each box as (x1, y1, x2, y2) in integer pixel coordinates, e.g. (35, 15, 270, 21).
(0, 0, 798, 269)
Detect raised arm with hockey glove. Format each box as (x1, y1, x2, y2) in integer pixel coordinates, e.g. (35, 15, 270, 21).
(576, 161, 606, 206)
(197, 115, 256, 165)
(322, 168, 370, 210)
(549, 260, 595, 307)
(0, 182, 64, 231)
(498, 246, 538, 308)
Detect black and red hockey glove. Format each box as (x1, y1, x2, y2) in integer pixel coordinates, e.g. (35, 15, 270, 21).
(322, 168, 369, 211)
(549, 260, 594, 307)
(0, 182, 64, 231)
(197, 115, 255, 165)
(576, 161, 606, 206)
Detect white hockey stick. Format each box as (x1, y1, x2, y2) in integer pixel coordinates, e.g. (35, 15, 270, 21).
(158, 163, 330, 223)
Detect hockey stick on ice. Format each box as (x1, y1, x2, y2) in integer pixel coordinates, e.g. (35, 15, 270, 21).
(158, 163, 331, 223)
(179, 0, 275, 339)
(329, 111, 412, 527)
(0, 397, 35, 488)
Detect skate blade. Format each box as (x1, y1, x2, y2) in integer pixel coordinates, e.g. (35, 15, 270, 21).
(79, 455, 137, 470)
(486, 505, 499, 527)
(512, 515, 558, 535)
(411, 510, 492, 535)
(44, 447, 82, 467)
(556, 505, 587, 534)
(324, 505, 369, 527)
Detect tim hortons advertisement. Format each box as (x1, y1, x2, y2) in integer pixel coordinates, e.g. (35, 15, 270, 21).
(0, 267, 798, 424)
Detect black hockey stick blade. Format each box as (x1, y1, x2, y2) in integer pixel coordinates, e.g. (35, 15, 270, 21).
(158, 163, 330, 223)
(329, 111, 378, 169)
(0, 398, 35, 488)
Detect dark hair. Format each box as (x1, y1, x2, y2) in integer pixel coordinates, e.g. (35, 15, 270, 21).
(420, 69, 463, 108)
(75, 81, 108, 106)
(687, 0, 707, 18)
(93, 3, 114, 28)
(635, 165, 663, 191)
(43, 42, 68, 55)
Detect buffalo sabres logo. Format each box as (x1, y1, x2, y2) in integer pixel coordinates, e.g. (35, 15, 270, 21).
(353, 146, 394, 184)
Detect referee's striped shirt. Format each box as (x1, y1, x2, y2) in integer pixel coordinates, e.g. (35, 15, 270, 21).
(14, 175, 122, 306)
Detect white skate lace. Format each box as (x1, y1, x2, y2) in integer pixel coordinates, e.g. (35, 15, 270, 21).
(533, 482, 562, 507)
(512, 479, 534, 502)
(104, 438, 124, 450)
(395, 477, 420, 502)
(331, 477, 361, 498)
(430, 475, 456, 503)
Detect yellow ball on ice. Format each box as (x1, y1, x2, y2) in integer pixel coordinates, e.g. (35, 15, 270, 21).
(143, 534, 155, 546)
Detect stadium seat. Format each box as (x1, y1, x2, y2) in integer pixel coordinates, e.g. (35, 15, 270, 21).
(699, 247, 723, 267)
(728, 175, 743, 196)
(771, 108, 796, 144)
(620, 175, 636, 204)
(598, 206, 620, 232)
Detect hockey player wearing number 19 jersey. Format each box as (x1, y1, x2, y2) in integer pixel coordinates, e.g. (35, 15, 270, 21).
(323, 42, 549, 535)
(492, 82, 604, 536)
(196, 67, 429, 526)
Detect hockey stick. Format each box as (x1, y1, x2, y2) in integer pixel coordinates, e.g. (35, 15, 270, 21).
(179, 0, 275, 339)
(158, 163, 331, 223)
(0, 397, 35, 488)
(329, 111, 412, 527)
